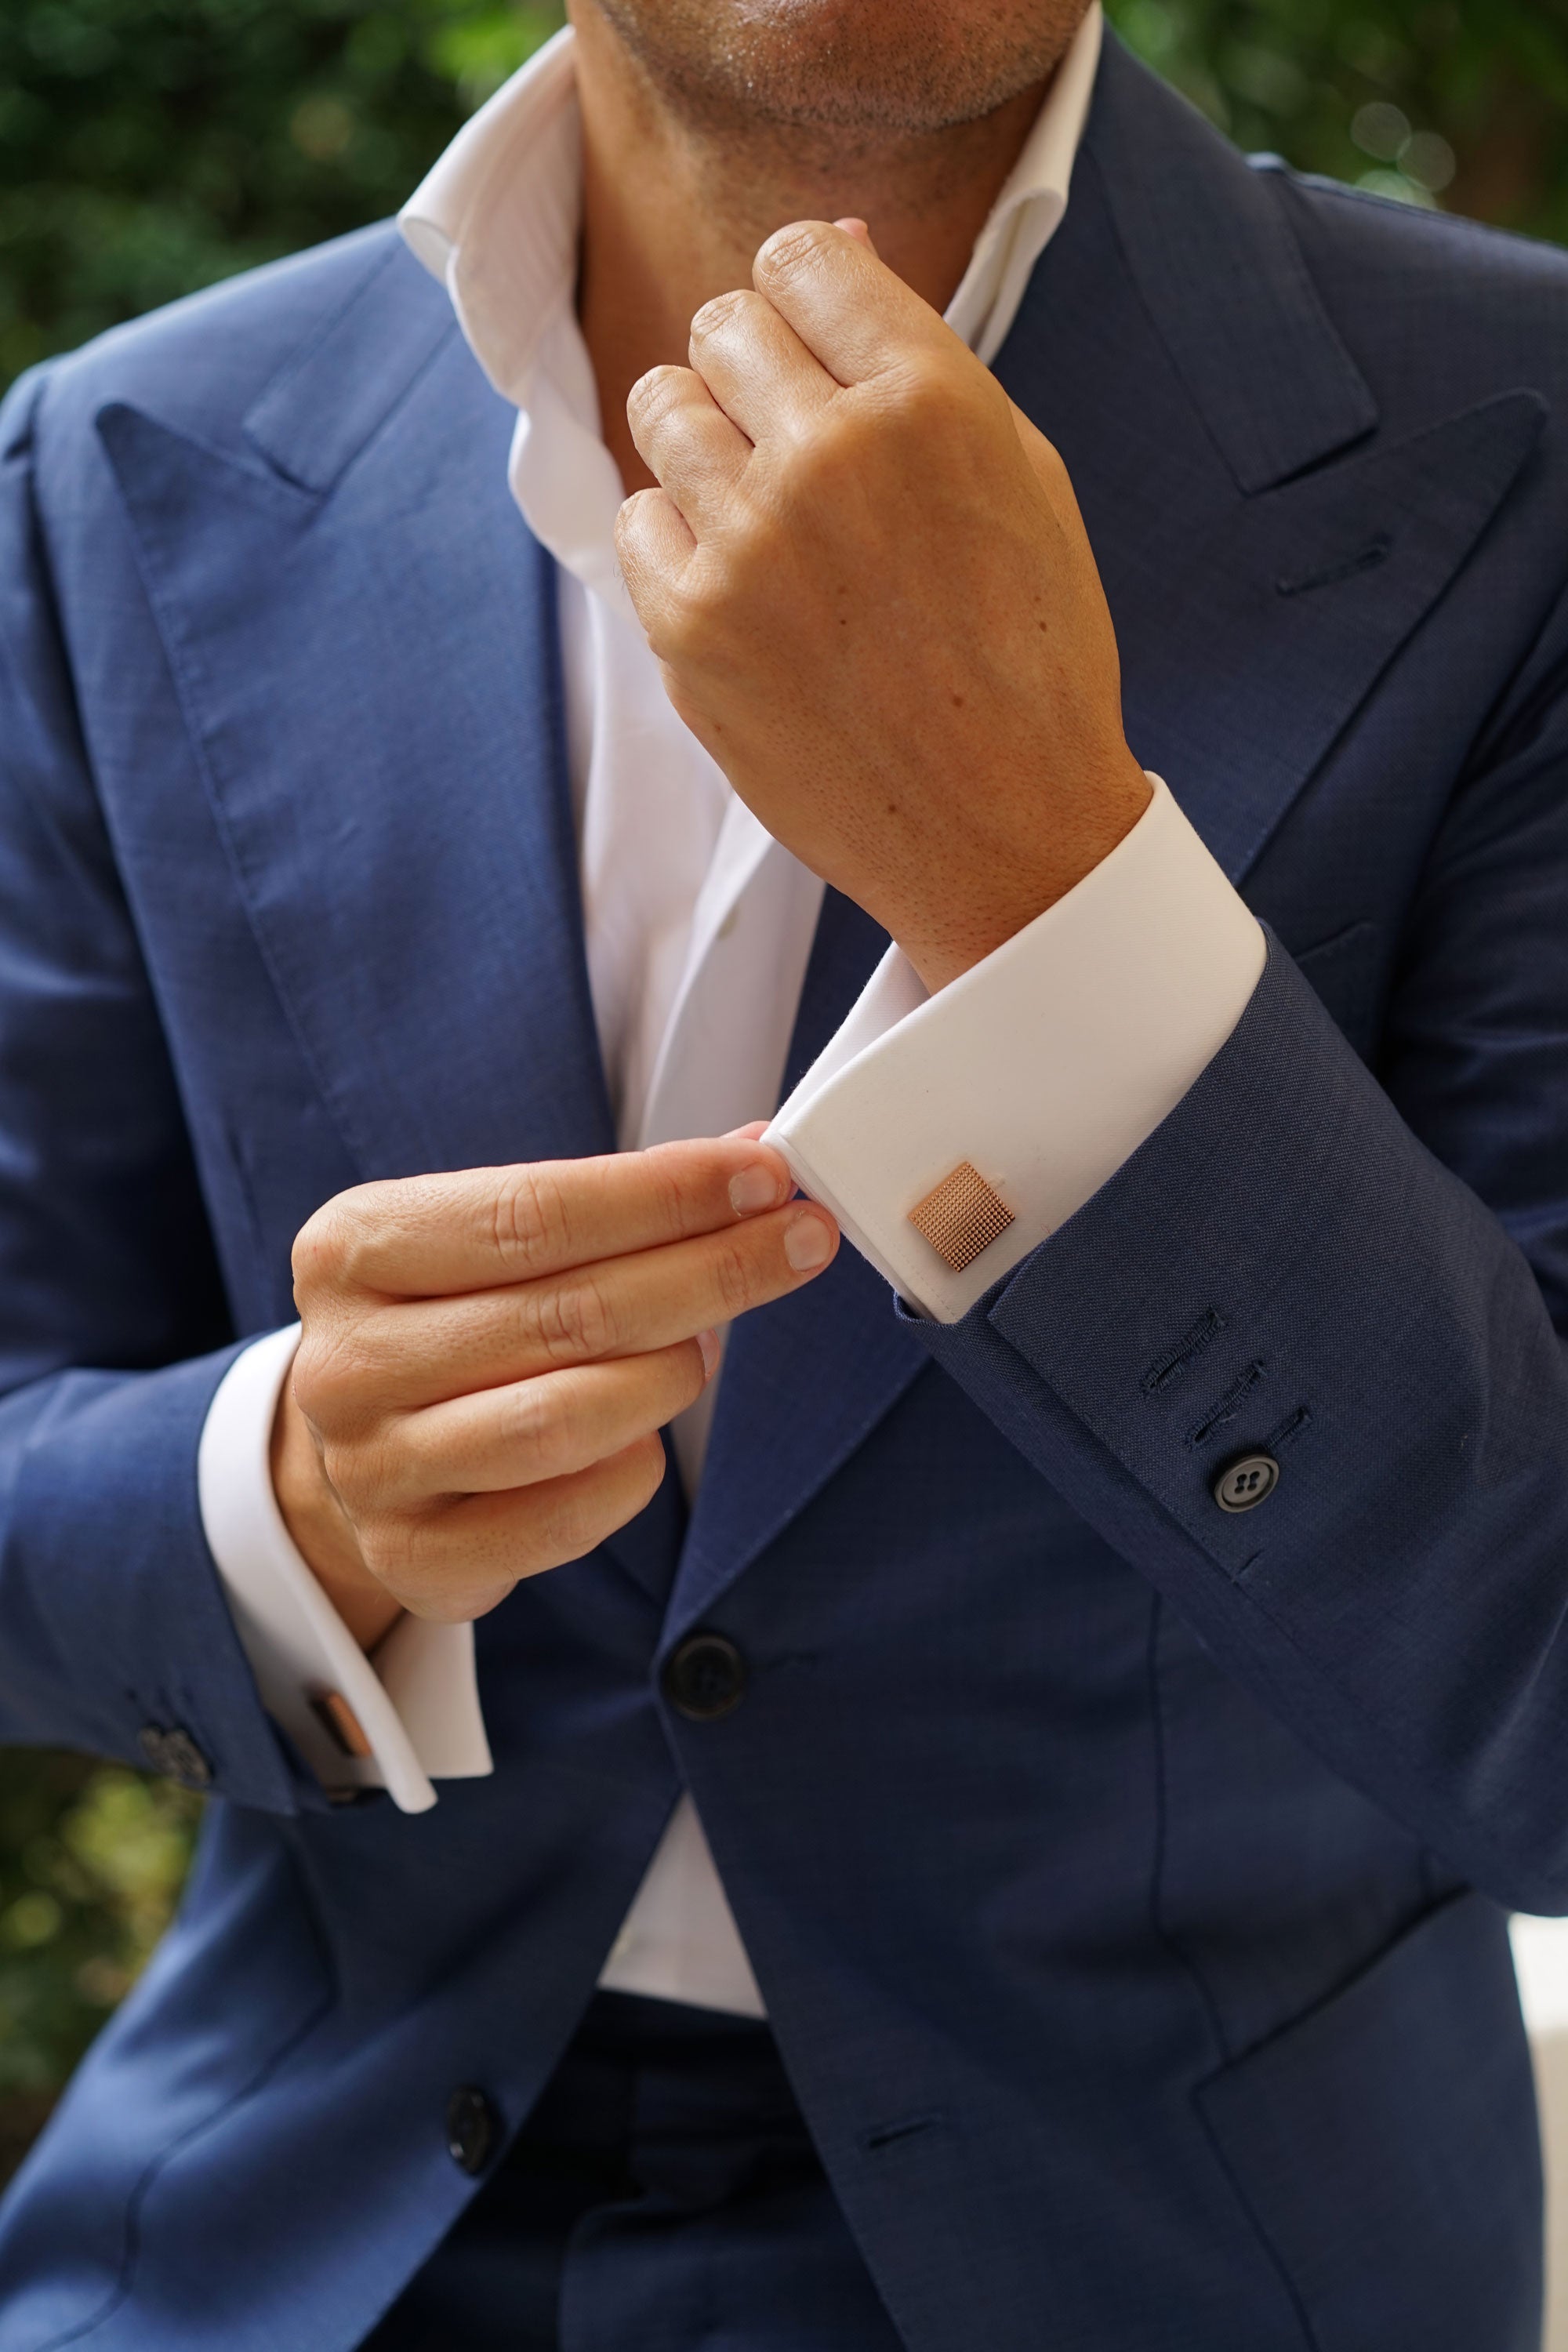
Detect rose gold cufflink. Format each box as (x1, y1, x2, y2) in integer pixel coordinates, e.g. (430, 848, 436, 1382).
(313, 1690, 372, 1761)
(907, 1161, 1014, 1272)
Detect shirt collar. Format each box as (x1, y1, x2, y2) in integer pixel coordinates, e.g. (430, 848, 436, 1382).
(400, 5, 1102, 402)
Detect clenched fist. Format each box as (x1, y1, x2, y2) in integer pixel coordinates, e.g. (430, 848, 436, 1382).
(615, 218, 1151, 994)
(272, 1134, 837, 1650)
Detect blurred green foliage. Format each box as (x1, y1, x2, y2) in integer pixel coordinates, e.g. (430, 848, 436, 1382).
(0, 1755, 201, 2179)
(1106, 0, 1568, 240)
(0, 0, 566, 387)
(2, 0, 1566, 393)
(2, 0, 1566, 2187)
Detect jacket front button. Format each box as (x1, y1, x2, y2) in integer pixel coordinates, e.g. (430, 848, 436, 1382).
(662, 1632, 747, 1722)
(445, 2085, 497, 2176)
(1213, 1453, 1280, 1514)
(136, 1725, 212, 1790)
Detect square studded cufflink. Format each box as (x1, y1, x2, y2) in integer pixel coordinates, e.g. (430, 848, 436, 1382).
(906, 1161, 1014, 1272)
(312, 1690, 373, 1761)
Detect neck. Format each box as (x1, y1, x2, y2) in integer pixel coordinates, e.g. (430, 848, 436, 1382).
(568, 1, 1053, 492)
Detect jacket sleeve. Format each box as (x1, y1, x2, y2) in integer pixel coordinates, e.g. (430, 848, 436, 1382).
(0, 365, 311, 1815)
(914, 588, 1568, 1917)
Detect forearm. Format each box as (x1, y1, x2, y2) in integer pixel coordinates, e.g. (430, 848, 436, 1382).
(0, 1345, 307, 1813)
(914, 942, 1568, 1911)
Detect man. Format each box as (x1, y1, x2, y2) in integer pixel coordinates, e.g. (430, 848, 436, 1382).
(0, 0, 1564, 2341)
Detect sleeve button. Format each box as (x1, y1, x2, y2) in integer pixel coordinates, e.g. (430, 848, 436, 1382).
(445, 2085, 499, 2175)
(1213, 1454, 1279, 1514)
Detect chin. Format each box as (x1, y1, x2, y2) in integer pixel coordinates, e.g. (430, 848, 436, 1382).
(590, 0, 1087, 136)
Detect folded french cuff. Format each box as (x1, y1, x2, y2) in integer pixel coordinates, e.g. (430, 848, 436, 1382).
(764, 776, 1267, 1323)
(197, 1324, 493, 1813)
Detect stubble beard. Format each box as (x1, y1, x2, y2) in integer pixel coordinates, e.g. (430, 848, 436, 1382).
(585, 0, 1091, 142)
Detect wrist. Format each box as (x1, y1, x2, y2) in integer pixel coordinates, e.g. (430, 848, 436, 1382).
(270, 1378, 404, 1653)
(894, 751, 1152, 994)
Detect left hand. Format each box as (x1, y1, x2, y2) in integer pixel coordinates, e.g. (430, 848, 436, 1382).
(615, 218, 1152, 993)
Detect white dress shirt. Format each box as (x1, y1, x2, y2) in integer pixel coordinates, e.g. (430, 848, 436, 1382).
(198, 4, 1265, 2017)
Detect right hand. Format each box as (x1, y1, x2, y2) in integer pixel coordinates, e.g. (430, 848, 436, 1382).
(271, 1134, 838, 1650)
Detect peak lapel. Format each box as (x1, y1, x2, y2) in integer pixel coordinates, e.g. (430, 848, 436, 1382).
(667, 891, 928, 1639)
(997, 45, 1548, 886)
(1087, 34, 1377, 496)
(668, 45, 1549, 1635)
(100, 318, 612, 1187)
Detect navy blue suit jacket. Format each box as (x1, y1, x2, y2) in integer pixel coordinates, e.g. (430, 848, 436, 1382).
(2, 34, 1566, 2350)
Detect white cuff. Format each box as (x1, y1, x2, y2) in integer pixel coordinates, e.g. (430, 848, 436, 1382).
(764, 776, 1266, 1323)
(197, 1326, 492, 1813)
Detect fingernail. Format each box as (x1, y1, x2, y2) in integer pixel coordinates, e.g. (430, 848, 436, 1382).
(697, 1327, 721, 1378)
(730, 1163, 784, 1217)
(783, 1210, 835, 1272)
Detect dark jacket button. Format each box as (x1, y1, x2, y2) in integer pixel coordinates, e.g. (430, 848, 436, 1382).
(445, 2085, 497, 2175)
(662, 1632, 746, 1721)
(1213, 1454, 1279, 1514)
(136, 1725, 212, 1790)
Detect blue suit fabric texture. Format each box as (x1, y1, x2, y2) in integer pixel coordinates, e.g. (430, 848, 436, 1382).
(0, 31, 1564, 2351)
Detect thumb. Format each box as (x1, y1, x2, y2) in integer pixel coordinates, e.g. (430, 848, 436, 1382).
(833, 216, 879, 256)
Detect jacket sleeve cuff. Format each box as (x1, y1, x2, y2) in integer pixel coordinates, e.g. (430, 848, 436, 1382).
(764, 775, 1266, 1321)
(198, 1327, 493, 1814)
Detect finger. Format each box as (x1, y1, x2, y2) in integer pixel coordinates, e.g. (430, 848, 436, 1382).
(833, 217, 874, 249)
(688, 287, 837, 449)
(384, 1338, 715, 1502)
(374, 1436, 670, 1622)
(292, 1134, 793, 1305)
(325, 1198, 838, 1410)
(615, 484, 699, 624)
(751, 218, 953, 388)
(625, 362, 751, 532)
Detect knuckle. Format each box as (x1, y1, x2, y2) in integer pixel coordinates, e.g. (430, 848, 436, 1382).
(646, 583, 710, 668)
(882, 361, 965, 436)
(291, 1317, 383, 1432)
(710, 1236, 762, 1319)
(314, 1431, 361, 1513)
(627, 362, 687, 426)
(530, 1480, 599, 1567)
(757, 220, 830, 281)
(287, 1338, 330, 1427)
(355, 1509, 424, 1595)
(505, 1378, 573, 1483)
(615, 487, 659, 542)
(541, 1435, 666, 1564)
(783, 419, 854, 502)
(317, 1402, 399, 1506)
(640, 1144, 696, 1239)
(689, 287, 752, 343)
(289, 1328, 354, 1430)
(525, 1275, 615, 1366)
(292, 1190, 372, 1296)
(491, 1163, 572, 1275)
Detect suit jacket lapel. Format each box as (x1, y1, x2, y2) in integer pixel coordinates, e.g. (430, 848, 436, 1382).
(667, 891, 928, 1638)
(668, 38, 1546, 1634)
(995, 38, 1546, 889)
(103, 283, 687, 1594)
(100, 299, 613, 1187)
